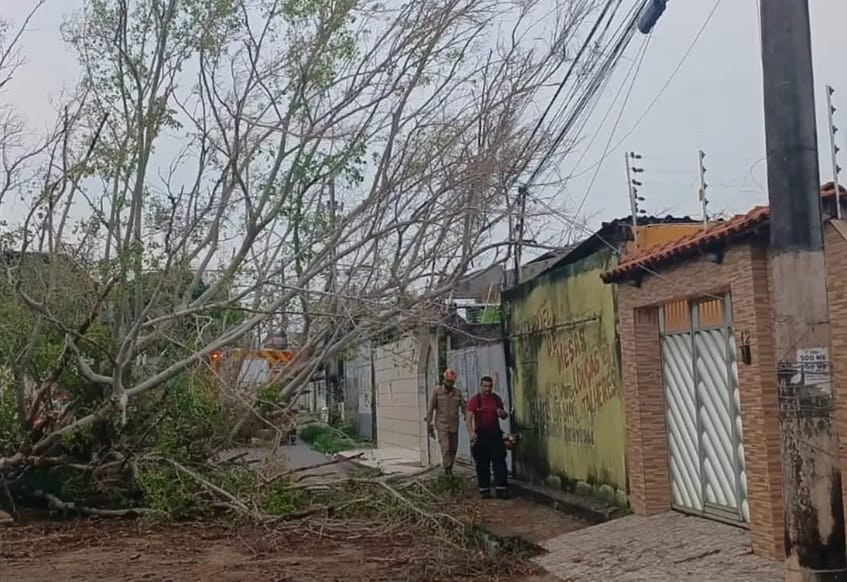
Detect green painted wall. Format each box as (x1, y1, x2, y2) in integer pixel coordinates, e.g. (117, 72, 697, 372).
(505, 248, 627, 505)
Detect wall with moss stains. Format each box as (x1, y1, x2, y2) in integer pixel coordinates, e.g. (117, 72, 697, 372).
(504, 248, 627, 505)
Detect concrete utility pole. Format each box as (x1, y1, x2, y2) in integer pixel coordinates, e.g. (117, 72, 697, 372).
(513, 184, 528, 286)
(760, 2, 847, 579)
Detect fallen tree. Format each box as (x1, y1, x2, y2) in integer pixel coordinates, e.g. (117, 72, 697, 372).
(0, 0, 624, 515)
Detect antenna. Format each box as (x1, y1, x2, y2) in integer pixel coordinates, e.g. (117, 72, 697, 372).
(626, 151, 646, 246)
(698, 150, 709, 228)
(826, 85, 842, 219)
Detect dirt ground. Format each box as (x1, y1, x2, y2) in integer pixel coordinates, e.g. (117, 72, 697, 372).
(1, 497, 584, 582)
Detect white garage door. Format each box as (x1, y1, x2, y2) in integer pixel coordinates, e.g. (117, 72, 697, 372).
(659, 297, 749, 524)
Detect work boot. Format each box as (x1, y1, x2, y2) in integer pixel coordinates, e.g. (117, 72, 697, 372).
(495, 488, 510, 500)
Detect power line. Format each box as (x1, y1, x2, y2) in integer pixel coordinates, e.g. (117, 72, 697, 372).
(530, 5, 637, 182)
(513, 0, 624, 179)
(568, 36, 650, 176)
(505, 1, 644, 278)
(573, 33, 652, 218)
(527, 2, 644, 185)
(523, 186, 727, 303)
(542, 0, 634, 140)
(568, 0, 724, 181)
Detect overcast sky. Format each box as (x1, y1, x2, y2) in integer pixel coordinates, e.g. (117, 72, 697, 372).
(1, 0, 846, 236)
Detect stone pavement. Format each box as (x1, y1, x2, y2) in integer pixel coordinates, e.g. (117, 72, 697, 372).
(534, 512, 782, 581)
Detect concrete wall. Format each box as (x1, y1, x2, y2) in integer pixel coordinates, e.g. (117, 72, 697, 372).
(374, 336, 433, 466)
(627, 223, 704, 255)
(504, 248, 627, 504)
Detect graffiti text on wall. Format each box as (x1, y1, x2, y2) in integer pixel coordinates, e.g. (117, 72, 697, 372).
(520, 301, 618, 446)
(528, 398, 596, 445)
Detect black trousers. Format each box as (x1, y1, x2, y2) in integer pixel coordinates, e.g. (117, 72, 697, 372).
(471, 429, 508, 491)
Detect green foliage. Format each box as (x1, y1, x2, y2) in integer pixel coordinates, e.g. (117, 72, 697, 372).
(299, 423, 366, 455)
(135, 461, 310, 521)
(280, 0, 360, 96)
(147, 375, 227, 462)
(298, 424, 325, 444)
(261, 479, 309, 516)
(128, 269, 246, 362)
(0, 369, 24, 453)
(135, 463, 204, 520)
(66, 0, 241, 179)
(59, 423, 97, 459)
(0, 253, 110, 453)
(428, 475, 465, 495)
(257, 381, 285, 413)
(136, 378, 308, 520)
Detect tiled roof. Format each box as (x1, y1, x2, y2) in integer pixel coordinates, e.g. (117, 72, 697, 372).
(601, 183, 842, 283)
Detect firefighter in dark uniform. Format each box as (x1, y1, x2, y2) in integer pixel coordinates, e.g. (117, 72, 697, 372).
(466, 375, 509, 499)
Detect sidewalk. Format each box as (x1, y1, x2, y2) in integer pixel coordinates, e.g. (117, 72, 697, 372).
(218, 442, 355, 479)
(327, 448, 782, 580)
(533, 512, 781, 581)
(337, 447, 422, 476)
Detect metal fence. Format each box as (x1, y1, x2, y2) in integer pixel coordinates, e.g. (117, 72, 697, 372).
(447, 342, 511, 465)
(344, 346, 375, 440)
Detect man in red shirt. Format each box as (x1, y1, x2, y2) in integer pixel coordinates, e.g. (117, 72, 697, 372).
(466, 375, 509, 499)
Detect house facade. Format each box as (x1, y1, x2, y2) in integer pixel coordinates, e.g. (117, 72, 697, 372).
(602, 184, 847, 561)
(502, 218, 703, 505)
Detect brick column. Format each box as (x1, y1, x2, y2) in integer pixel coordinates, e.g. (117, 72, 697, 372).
(825, 224, 847, 541)
(729, 244, 784, 560)
(620, 299, 671, 515)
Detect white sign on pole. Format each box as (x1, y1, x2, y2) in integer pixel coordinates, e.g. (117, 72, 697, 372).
(796, 347, 831, 391)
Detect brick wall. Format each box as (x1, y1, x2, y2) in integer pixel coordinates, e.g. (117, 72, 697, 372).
(825, 222, 847, 523)
(617, 242, 784, 560)
(619, 305, 668, 513)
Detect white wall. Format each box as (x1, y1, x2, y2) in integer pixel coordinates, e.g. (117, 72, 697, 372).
(374, 335, 433, 466)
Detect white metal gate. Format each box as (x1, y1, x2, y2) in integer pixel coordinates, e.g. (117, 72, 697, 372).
(447, 343, 511, 467)
(659, 297, 749, 524)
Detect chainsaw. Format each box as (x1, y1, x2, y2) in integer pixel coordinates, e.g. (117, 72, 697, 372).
(503, 432, 519, 450)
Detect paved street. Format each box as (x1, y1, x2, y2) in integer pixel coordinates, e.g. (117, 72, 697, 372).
(218, 446, 785, 580)
(219, 442, 355, 479)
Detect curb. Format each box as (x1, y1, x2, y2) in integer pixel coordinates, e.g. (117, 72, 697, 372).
(509, 480, 626, 525)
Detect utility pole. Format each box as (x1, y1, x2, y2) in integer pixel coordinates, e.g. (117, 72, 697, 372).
(698, 150, 709, 229)
(325, 178, 340, 421)
(328, 178, 338, 303)
(513, 184, 528, 286)
(626, 152, 645, 247)
(826, 85, 842, 220)
(760, 2, 847, 580)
